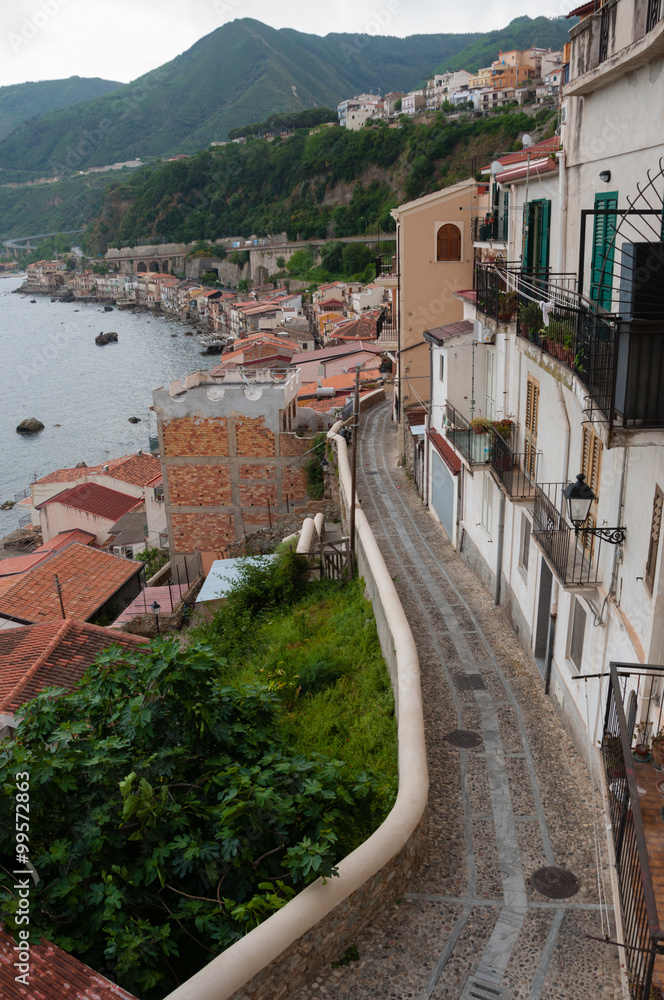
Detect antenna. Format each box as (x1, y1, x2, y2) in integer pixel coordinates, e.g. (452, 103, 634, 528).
(522, 134, 533, 149)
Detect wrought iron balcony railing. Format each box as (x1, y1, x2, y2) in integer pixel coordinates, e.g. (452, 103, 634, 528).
(443, 403, 493, 465)
(490, 433, 538, 500)
(601, 662, 664, 1000)
(532, 482, 601, 586)
(472, 213, 509, 243)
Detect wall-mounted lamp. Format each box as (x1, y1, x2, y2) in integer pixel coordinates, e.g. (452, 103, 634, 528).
(151, 600, 161, 634)
(599, 170, 611, 183)
(562, 473, 626, 544)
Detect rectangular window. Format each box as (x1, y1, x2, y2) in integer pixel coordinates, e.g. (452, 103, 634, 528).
(519, 513, 531, 573)
(569, 597, 587, 672)
(481, 472, 493, 535)
(646, 485, 664, 594)
(439, 354, 445, 381)
(524, 374, 539, 480)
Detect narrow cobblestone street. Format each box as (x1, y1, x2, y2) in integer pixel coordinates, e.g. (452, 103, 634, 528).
(292, 401, 623, 1000)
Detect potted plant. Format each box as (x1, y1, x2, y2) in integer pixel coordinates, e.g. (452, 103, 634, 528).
(497, 291, 518, 322)
(633, 720, 653, 762)
(492, 418, 513, 440)
(518, 301, 543, 342)
(652, 729, 664, 770)
(470, 416, 492, 434)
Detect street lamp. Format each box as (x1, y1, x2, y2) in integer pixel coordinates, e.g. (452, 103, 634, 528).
(562, 473, 626, 544)
(151, 600, 161, 634)
(320, 457, 330, 475)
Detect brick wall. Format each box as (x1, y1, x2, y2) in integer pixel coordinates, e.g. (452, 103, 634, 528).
(168, 465, 232, 504)
(162, 417, 229, 457)
(236, 416, 275, 457)
(171, 511, 235, 552)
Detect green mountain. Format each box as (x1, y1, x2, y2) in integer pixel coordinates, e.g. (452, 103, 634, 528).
(0, 76, 123, 143)
(0, 16, 567, 177)
(440, 16, 572, 73)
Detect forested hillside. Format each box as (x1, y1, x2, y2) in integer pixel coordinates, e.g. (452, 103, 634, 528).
(0, 76, 122, 143)
(440, 16, 572, 73)
(87, 108, 556, 253)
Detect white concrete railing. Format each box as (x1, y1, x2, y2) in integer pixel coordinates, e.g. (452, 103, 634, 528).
(163, 423, 428, 1000)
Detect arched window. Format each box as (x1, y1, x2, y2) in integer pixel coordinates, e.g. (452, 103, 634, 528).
(437, 224, 461, 261)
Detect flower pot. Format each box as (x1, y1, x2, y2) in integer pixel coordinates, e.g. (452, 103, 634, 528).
(652, 738, 664, 770)
(633, 743, 651, 763)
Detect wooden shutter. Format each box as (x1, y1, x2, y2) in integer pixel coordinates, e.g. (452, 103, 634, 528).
(524, 374, 539, 480)
(590, 191, 618, 310)
(580, 425, 603, 557)
(537, 200, 551, 274)
(646, 486, 664, 594)
(485, 349, 497, 420)
(437, 224, 461, 261)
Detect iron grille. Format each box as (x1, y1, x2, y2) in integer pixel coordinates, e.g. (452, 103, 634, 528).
(532, 482, 601, 586)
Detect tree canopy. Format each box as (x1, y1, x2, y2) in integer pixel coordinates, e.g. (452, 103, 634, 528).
(0, 626, 382, 998)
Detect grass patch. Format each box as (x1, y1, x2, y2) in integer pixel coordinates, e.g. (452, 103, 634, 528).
(190, 567, 398, 842)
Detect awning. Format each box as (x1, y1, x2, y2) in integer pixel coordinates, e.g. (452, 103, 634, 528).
(497, 157, 558, 185)
(427, 430, 462, 475)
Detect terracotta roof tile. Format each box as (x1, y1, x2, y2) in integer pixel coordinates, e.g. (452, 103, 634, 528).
(33, 454, 160, 489)
(0, 620, 148, 713)
(0, 544, 142, 625)
(38, 484, 143, 522)
(0, 925, 139, 999)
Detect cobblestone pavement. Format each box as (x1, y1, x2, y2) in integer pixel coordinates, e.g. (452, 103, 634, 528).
(291, 402, 623, 1000)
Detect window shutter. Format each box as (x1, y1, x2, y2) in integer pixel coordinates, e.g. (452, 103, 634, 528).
(437, 224, 461, 261)
(591, 191, 618, 309)
(646, 486, 664, 594)
(524, 375, 539, 479)
(485, 349, 497, 420)
(538, 199, 551, 273)
(522, 202, 532, 271)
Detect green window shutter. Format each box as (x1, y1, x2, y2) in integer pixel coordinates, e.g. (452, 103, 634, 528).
(537, 199, 551, 273)
(522, 202, 533, 272)
(590, 191, 618, 310)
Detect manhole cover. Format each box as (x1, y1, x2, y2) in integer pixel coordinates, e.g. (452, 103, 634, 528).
(529, 866, 580, 899)
(445, 729, 483, 749)
(455, 673, 487, 691)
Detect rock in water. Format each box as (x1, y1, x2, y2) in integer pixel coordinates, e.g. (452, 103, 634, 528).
(128, 416, 141, 423)
(95, 332, 118, 345)
(17, 418, 44, 434)
(75, 461, 87, 467)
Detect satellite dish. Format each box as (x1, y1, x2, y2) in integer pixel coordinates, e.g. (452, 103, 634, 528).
(522, 133, 533, 149)
(490, 160, 504, 176)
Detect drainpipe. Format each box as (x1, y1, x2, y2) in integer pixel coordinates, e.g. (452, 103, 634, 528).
(494, 490, 506, 606)
(545, 383, 570, 694)
(424, 348, 432, 507)
(556, 150, 567, 274)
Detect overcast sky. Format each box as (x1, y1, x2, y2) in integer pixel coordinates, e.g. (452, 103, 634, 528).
(0, 0, 569, 89)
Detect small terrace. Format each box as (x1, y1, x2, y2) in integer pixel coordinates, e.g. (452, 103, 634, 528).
(601, 663, 664, 999)
(443, 403, 493, 465)
(490, 432, 538, 500)
(474, 262, 664, 430)
(532, 481, 601, 587)
(471, 211, 509, 244)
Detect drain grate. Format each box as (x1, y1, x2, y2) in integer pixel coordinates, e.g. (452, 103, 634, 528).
(445, 729, 483, 749)
(454, 673, 487, 691)
(529, 866, 580, 899)
(363, 470, 379, 475)
(459, 974, 511, 1000)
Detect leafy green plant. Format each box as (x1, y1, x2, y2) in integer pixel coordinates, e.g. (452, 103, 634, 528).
(305, 433, 328, 500)
(518, 300, 543, 333)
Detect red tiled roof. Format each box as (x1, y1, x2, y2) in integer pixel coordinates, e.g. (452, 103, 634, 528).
(0, 620, 148, 714)
(0, 544, 142, 625)
(428, 430, 462, 475)
(0, 926, 139, 999)
(425, 320, 474, 342)
(291, 342, 383, 364)
(33, 454, 160, 489)
(0, 531, 96, 578)
(38, 484, 143, 522)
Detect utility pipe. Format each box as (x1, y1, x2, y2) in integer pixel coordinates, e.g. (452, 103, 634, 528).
(545, 383, 571, 695)
(494, 491, 506, 606)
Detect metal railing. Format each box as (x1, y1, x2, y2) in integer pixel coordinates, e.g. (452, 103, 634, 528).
(532, 482, 601, 586)
(490, 435, 538, 499)
(602, 662, 664, 999)
(18, 513, 32, 528)
(376, 255, 398, 279)
(647, 0, 662, 31)
(472, 213, 509, 243)
(443, 403, 493, 465)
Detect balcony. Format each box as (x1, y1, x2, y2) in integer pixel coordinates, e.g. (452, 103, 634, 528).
(375, 254, 399, 286)
(601, 663, 664, 999)
(472, 212, 509, 243)
(490, 432, 538, 500)
(443, 403, 493, 465)
(475, 262, 664, 430)
(532, 482, 601, 586)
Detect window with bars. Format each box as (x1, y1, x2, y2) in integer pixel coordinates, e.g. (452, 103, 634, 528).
(646, 485, 663, 594)
(580, 425, 603, 557)
(436, 224, 461, 261)
(524, 374, 539, 480)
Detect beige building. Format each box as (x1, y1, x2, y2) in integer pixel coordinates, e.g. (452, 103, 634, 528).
(378, 179, 485, 458)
